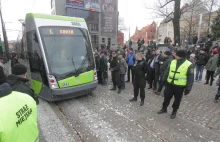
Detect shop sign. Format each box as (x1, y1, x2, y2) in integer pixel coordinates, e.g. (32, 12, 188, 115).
(66, 0, 84, 8)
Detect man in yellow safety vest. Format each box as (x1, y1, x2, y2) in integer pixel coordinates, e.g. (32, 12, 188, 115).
(157, 50, 194, 119)
(0, 66, 39, 142)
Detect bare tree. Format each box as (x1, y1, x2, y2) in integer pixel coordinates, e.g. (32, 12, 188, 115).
(180, 0, 206, 41)
(118, 17, 127, 31)
(148, 0, 181, 46)
(203, 0, 220, 35)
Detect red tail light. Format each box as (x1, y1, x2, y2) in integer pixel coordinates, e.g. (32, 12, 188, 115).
(50, 79, 55, 83)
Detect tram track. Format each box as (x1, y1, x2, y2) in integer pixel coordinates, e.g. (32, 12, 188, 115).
(49, 101, 84, 142)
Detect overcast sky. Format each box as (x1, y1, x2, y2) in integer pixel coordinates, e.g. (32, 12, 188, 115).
(1, 0, 51, 41)
(2, 0, 215, 41)
(0, 0, 163, 41)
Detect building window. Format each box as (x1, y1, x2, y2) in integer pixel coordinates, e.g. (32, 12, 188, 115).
(91, 35, 99, 48)
(108, 38, 111, 46)
(89, 24, 98, 32)
(102, 38, 105, 43)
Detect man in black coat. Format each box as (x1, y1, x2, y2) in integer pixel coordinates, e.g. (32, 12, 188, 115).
(94, 53, 101, 84)
(10, 52, 19, 68)
(193, 35, 198, 45)
(7, 63, 39, 105)
(109, 51, 121, 94)
(129, 52, 149, 106)
(99, 52, 108, 85)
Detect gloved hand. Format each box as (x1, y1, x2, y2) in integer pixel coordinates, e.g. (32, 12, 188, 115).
(184, 90, 190, 95)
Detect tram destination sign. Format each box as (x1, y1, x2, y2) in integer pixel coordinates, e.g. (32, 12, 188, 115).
(40, 27, 75, 36)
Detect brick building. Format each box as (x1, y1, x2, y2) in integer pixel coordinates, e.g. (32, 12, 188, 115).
(130, 21, 156, 44)
(117, 31, 124, 47)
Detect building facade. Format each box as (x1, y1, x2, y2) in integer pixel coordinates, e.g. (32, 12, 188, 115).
(157, 21, 174, 44)
(117, 31, 124, 47)
(130, 22, 156, 45)
(51, 0, 118, 49)
(157, 1, 217, 45)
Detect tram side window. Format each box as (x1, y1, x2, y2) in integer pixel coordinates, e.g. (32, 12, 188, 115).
(26, 31, 43, 72)
(26, 30, 48, 86)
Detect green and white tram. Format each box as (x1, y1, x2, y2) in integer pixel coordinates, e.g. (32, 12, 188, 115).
(17, 13, 98, 101)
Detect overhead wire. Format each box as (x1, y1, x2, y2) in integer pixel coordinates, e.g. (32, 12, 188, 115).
(30, 0, 37, 12)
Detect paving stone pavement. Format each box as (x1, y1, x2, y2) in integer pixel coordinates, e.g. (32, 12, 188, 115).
(53, 79, 220, 142)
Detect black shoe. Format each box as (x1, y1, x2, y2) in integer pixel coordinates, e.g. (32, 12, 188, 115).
(129, 97, 137, 102)
(157, 109, 167, 114)
(117, 88, 121, 94)
(126, 80, 130, 82)
(170, 111, 177, 119)
(110, 87, 116, 90)
(140, 100, 144, 106)
(204, 82, 208, 85)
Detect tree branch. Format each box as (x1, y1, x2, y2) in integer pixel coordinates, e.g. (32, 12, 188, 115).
(159, 0, 175, 8)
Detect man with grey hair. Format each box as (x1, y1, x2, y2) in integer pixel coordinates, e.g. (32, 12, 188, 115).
(148, 50, 163, 93)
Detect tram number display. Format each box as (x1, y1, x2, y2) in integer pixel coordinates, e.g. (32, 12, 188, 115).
(41, 27, 75, 36)
(59, 30, 74, 35)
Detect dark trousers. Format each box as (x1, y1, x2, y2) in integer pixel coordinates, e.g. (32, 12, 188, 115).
(215, 87, 220, 100)
(97, 71, 101, 84)
(99, 71, 107, 85)
(149, 68, 157, 90)
(120, 74, 125, 89)
(206, 70, 215, 85)
(112, 71, 121, 88)
(162, 83, 185, 111)
(133, 79, 146, 100)
(157, 76, 165, 93)
(127, 65, 134, 82)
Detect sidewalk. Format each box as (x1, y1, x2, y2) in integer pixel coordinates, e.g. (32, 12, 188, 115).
(37, 99, 79, 142)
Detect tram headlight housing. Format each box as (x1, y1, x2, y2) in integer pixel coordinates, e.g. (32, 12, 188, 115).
(94, 69, 97, 81)
(48, 75, 59, 89)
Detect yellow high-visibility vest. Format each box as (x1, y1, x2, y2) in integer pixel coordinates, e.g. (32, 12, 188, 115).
(167, 60, 192, 86)
(0, 91, 39, 142)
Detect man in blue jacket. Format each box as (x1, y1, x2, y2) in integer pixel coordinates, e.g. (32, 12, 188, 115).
(126, 48, 136, 83)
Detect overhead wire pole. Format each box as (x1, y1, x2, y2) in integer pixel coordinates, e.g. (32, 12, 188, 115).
(0, 0, 9, 61)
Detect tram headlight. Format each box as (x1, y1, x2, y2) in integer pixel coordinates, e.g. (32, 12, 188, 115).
(94, 69, 97, 81)
(47, 75, 59, 89)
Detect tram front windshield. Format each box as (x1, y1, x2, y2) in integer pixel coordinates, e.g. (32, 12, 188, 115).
(39, 26, 94, 79)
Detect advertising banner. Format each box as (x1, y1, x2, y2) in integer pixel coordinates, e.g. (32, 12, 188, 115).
(66, 0, 84, 8)
(101, 0, 117, 37)
(85, 2, 101, 12)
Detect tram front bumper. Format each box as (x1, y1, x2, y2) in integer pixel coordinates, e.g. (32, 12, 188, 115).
(51, 81, 98, 96)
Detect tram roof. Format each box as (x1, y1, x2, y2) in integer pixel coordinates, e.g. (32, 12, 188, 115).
(26, 13, 85, 22)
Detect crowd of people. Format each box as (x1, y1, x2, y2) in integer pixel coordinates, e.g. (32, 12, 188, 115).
(0, 39, 220, 141)
(94, 41, 220, 119)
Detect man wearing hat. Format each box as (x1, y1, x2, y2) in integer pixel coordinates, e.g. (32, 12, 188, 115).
(7, 63, 39, 104)
(157, 50, 194, 119)
(0, 66, 39, 141)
